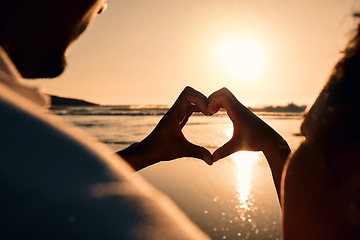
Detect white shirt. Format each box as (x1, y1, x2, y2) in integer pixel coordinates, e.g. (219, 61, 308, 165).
(0, 47, 209, 239)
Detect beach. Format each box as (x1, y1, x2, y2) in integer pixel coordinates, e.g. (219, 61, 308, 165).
(51, 105, 303, 240)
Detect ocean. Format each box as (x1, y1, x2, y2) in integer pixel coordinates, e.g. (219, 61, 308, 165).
(51, 105, 304, 240)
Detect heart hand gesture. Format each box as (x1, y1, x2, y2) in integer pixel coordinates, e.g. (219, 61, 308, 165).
(117, 86, 213, 170)
(118, 87, 289, 196)
(207, 88, 290, 162)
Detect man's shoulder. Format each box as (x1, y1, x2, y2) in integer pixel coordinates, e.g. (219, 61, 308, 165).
(0, 89, 209, 240)
(0, 82, 129, 177)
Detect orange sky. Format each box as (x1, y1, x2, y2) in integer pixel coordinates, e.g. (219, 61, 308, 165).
(34, 0, 359, 106)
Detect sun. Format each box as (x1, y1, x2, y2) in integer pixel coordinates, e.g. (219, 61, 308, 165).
(217, 38, 266, 81)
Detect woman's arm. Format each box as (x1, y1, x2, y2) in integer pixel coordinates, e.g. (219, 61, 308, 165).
(207, 88, 290, 200)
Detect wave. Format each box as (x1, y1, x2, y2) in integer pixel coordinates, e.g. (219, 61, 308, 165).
(100, 139, 220, 149)
(50, 105, 169, 116)
(50, 105, 303, 118)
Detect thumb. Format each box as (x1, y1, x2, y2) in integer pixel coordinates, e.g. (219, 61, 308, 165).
(182, 141, 213, 166)
(213, 139, 242, 162)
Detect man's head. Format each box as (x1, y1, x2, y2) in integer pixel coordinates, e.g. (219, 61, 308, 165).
(0, 0, 107, 79)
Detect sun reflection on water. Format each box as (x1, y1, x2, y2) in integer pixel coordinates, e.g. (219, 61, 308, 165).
(220, 125, 260, 213)
(233, 151, 260, 222)
(211, 151, 262, 239)
(232, 151, 259, 210)
(207, 124, 279, 239)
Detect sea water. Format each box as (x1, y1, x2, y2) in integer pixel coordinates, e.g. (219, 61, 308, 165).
(51, 105, 303, 240)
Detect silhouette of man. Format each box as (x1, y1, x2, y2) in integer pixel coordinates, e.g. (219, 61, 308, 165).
(0, 1, 209, 239)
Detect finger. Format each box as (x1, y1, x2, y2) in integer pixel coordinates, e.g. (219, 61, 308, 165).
(212, 138, 242, 162)
(207, 99, 222, 116)
(179, 86, 209, 115)
(208, 88, 251, 124)
(179, 104, 202, 129)
(179, 114, 189, 129)
(188, 104, 201, 113)
(207, 104, 221, 116)
(208, 87, 236, 100)
(207, 87, 235, 115)
(182, 141, 213, 166)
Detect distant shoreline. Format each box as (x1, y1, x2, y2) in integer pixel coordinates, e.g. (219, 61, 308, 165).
(49, 95, 99, 107)
(49, 95, 306, 113)
(248, 103, 306, 113)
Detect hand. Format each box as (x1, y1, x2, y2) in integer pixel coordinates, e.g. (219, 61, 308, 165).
(118, 86, 213, 171)
(207, 88, 290, 198)
(208, 88, 289, 161)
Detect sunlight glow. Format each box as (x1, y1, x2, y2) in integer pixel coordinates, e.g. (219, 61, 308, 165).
(232, 151, 260, 210)
(217, 38, 266, 81)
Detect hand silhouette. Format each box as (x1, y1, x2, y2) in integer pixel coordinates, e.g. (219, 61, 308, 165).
(207, 88, 289, 197)
(207, 88, 289, 162)
(118, 86, 213, 170)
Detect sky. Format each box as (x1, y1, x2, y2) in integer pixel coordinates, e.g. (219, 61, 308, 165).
(34, 0, 360, 107)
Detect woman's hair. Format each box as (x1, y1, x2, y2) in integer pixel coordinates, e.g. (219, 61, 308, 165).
(320, 14, 360, 175)
(323, 13, 360, 145)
